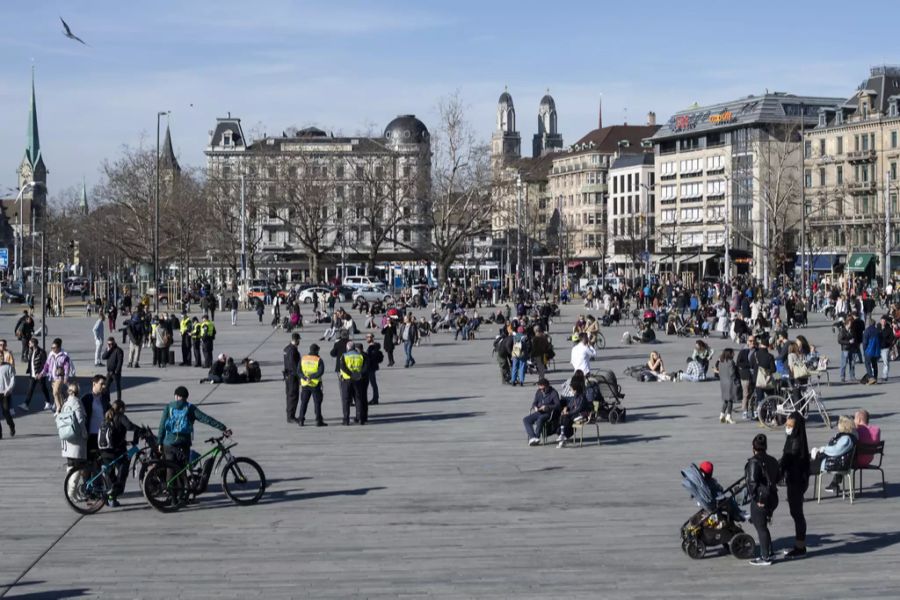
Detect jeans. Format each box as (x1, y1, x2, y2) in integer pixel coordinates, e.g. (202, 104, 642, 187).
(510, 358, 526, 384)
(750, 502, 773, 560)
(367, 371, 379, 403)
(231, 309, 237, 325)
(1, 392, 14, 434)
(839, 350, 856, 381)
(865, 356, 878, 381)
(523, 411, 550, 440)
(404, 341, 415, 367)
(786, 483, 806, 544)
(881, 348, 891, 380)
(128, 342, 141, 367)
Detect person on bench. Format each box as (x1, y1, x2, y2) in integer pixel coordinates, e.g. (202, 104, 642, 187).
(523, 378, 560, 447)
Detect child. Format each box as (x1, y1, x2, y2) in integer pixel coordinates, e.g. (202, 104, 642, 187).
(98, 400, 141, 507)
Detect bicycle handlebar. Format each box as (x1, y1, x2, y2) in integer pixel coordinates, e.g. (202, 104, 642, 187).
(204, 430, 232, 444)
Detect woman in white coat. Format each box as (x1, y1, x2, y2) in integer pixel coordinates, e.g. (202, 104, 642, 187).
(59, 382, 87, 467)
(715, 303, 730, 339)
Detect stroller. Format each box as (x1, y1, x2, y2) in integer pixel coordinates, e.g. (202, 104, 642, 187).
(586, 369, 626, 424)
(679, 465, 754, 560)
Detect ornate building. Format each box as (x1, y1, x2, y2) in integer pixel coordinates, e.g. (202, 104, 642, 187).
(533, 93, 563, 158)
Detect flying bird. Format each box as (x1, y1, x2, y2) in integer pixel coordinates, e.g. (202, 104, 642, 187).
(60, 17, 87, 45)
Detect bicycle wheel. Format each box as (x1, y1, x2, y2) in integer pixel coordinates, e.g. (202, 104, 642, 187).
(222, 457, 266, 505)
(631, 316, 641, 329)
(757, 395, 785, 430)
(64, 467, 107, 515)
(817, 400, 832, 429)
(595, 334, 606, 350)
(142, 461, 189, 513)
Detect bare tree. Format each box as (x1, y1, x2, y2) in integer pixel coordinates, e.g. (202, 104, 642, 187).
(426, 93, 494, 285)
(280, 155, 337, 281)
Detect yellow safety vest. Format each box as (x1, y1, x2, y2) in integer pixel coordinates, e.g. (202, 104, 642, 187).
(204, 322, 216, 338)
(191, 323, 202, 338)
(340, 352, 364, 380)
(300, 355, 321, 387)
(180, 317, 191, 334)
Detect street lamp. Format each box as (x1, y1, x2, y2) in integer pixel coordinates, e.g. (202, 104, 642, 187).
(722, 174, 731, 284)
(155, 110, 170, 314)
(515, 174, 523, 290)
(639, 182, 654, 286)
(13, 181, 40, 289)
(32, 230, 46, 349)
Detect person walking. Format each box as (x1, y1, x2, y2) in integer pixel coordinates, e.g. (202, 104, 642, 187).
(102, 337, 125, 403)
(401, 314, 418, 368)
(745, 433, 779, 566)
(878, 315, 893, 382)
(107, 304, 118, 335)
(0, 339, 15, 368)
(24, 338, 51, 411)
(92, 315, 105, 366)
(862, 317, 880, 383)
(255, 298, 264, 324)
(40, 338, 75, 413)
(125, 314, 144, 369)
(229, 296, 238, 326)
(283, 332, 301, 424)
(530, 327, 551, 381)
(339, 342, 366, 425)
(179, 313, 193, 366)
(364, 333, 383, 406)
(299, 343, 326, 427)
(779, 412, 810, 559)
(14, 309, 34, 362)
(716, 348, 739, 424)
(0, 360, 16, 438)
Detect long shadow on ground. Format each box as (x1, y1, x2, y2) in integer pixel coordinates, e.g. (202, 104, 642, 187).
(369, 411, 484, 425)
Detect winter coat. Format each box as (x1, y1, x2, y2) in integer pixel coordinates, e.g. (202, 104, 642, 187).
(717, 359, 740, 404)
(60, 394, 88, 461)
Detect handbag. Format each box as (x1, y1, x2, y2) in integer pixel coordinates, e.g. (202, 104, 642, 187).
(755, 367, 773, 389)
(791, 362, 810, 379)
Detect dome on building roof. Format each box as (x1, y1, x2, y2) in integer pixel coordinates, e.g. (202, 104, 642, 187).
(499, 91, 514, 106)
(540, 94, 556, 110)
(296, 126, 328, 137)
(384, 114, 429, 144)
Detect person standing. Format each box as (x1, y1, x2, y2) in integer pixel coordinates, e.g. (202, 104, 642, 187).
(569, 333, 596, 375)
(107, 304, 118, 335)
(14, 310, 34, 362)
(102, 337, 124, 403)
(229, 296, 238, 326)
(24, 338, 51, 411)
(878, 315, 893, 382)
(339, 342, 366, 426)
(716, 348, 739, 424)
(255, 298, 264, 324)
(0, 339, 15, 368)
(179, 313, 192, 366)
(837, 317, 856, 383)
(382, 318, 397, 367)
(0, 360, 16, 438)
(401, 314, 418, 368)
(779, 412, 810, 559)
(745, 433, 779, 566)
(529, 327, 551, 381)
(92, 315, 105, 366)
(200, 315, 216, 369)
(40, 338, 75, 413)
(862, 317, 880, 383)
(125, 314, 144, 369)
(191, 317, 203, 368)
(209, 293, 217, 322)
(283, 332, 301, 424)
(509, 327, 529, 386)
(154, 318, 169, 369)
(80, 375, 111, 454)
(364, 333, 383, 406)
(299, 343, 326, 427)
(736, 336, 757, 420)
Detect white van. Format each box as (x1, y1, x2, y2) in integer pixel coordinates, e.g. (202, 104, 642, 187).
(344, 275, 385, 290)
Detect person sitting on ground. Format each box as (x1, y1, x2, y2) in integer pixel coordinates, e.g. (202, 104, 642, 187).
(523, 378, 560, 446)
(557, 371, 591, 448)
(222, 357, 241, 384)
(201, 353, 227, 384)
(810, 415, 858, 494)
(241, 357, 262, 383)
(640, 321, 657, 344)
(571, 315, 587, 341)
(853, 409, 881, 468)
(641, 350, 666, 381)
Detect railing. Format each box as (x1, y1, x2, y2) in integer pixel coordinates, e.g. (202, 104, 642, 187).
(847, 181, 876, 194)
(847, 150, 876, 162)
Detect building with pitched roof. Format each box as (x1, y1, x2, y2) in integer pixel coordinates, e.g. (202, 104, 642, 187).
(650, 91, 842, 282)
(803, 66, 900, 281)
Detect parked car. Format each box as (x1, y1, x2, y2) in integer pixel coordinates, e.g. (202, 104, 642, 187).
(298, 286, 332, 304)
(352, 286, 393, 304)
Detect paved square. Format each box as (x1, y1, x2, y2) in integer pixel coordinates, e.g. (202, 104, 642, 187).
(0, 303, 897, 599)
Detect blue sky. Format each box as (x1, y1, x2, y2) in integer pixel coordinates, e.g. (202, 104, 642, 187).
(1, 0, 897, 196)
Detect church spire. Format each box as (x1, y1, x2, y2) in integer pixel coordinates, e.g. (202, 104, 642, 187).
(80, 177, 89, 215)
(26, 66, 42, 170)
(159, 124, 180, 172)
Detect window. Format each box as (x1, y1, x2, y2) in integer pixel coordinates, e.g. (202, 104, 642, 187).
(356, 166, 364, 178)
(862, 134, 869, 151)
(819, 139, 825, 156)
(679, 182, 702, 198)
(836, 136, 843, 154)
(707, 231, 724, 246)
(804, 141, 811, 158)
(892, 102, 899, 118)
(679, 207, 701, 222)
(871, 133, 876, 150)
(267, 185, 276, 199)
(660, 161, 676, 176)
(661, 232, 676, 247)
(706, 205, 724, 220)
(402, 165, 411, 178)
(268, 166, 276, 178)
(679, 158, 701, 173)
(355, 186, 363, 201)
(660, 184, 676, 200)
(836, 165, 843, 185)
(706, 156, 724, 170)
(402, 228, 411, 242)
(336, 186, 345, 199)
(661, 209, 676, 223)
(855, 135, 860, 152)
(268, 205, 277, 219)
(375, 166, 385, 179)
(893, 131, 899, 149)
(223, 131, 232, 146)
(818, 112, 826, 127)
(818, 168, 825, 186)
(612, 177, 617, 194)
(805, 170, 812, 188)
(221, 165, 231, 179)
(287, 166, 297, 178)
(706, 180, 726, 196)
(321, 206, 328, 220)
(680, 232, 703, 246)
(336, 166, 345, 178)
(892, 162, 898, 181)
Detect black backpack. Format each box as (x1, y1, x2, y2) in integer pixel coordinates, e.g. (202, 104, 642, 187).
(97, 419, 116, 451)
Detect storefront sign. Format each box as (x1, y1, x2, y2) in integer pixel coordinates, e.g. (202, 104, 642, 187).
(709, 110, 735, 125)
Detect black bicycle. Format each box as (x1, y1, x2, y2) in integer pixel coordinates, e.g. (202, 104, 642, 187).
(142, 433, 265, 512)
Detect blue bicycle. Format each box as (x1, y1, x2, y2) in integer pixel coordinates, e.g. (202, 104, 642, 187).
(63, 428, 159, 514)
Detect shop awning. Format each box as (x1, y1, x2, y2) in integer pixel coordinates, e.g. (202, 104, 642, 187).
(795, 254, 837, 271)
(567, 260, 583, 268)
(847, 253, 876, 272)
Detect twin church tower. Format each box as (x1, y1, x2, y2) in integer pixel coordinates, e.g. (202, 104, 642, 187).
(491, 88, 564, 167)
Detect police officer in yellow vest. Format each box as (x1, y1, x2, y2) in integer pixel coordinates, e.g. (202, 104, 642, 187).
(201, 315, 216, 369)
(179, 313, 192, 366)
(300, 343, 327, 427)
(339, 341, 368, 426)
(191, 317, 203, 368)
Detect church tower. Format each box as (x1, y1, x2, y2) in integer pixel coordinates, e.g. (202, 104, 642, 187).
(17, 68, 47, 230)
(532, 91, 563, 157)
(491, 88, 521, 170)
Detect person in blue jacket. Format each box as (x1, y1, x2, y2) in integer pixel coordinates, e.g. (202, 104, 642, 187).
(158, 386, 230, 471)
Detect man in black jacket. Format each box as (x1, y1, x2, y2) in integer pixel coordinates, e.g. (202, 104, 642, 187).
(364, 334, 383, 406)
(283, 332, 301, 424)
(745, 433, 779, 566)
(495, 328, 513, 384)
(80, 375, 112, 454)
(14, 310, 34, 362)
(878, 315, 893, 382)
(522, 378, 560, 445)
(837, 316, 857, 382)
(102, 337, 125, 402)
(330, 330, 350, 375)
(849, 312, 865, 367)
(24, 338, 51, 411)
(750, 339, 776, 407)
(736, 335, 757, 419)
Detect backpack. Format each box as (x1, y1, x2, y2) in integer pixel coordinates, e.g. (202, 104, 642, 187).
(511, 340, 524, 359)
(165, 403, 193, 436)
(56, 407, 80, 442)
(97, 419, 115, 451)
(374, 349, 384, 365)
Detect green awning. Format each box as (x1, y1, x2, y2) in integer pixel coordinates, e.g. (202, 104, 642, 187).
(847, 253, 876, 272)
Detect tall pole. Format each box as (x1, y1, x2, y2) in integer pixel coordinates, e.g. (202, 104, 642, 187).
(724, 174, 731, 284)
(800, 106, 807, 297)
(155, 110, 169, 314)
(37, 232, 45, 349)
(886, 170, 892, 284)
(515, 174, 522, 291)
(240, 173, 247, 299)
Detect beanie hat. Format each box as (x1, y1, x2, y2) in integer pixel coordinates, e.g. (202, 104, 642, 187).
(174, 386, 189, 399)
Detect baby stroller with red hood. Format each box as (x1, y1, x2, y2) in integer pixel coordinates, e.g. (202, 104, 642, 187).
(680, 462, 755, 560)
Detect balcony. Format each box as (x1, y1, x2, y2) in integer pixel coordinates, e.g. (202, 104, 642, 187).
(847, 150, 876, 163)
(848, 181, 877, 194)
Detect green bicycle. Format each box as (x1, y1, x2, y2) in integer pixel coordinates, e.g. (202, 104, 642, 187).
(142, 433, 265, 512)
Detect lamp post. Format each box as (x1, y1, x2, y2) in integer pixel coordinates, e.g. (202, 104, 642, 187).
(515, 174, 523, 290)
(800, 104, 807, 298)
(639, 182, 655, 286)
(886, 170, 893, 284)
(723, 174, 731, 284)
(155, 110, 170, 314)
(13, 181, 38, 289)
(31, 230, 46, 349)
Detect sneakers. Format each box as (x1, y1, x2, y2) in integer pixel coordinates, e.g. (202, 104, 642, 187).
(749, 557, 772, 566)
(528, 437, 540, 446)
(106, 498, 121, 508)
(44, 402, 53, 412)
(556, 436, 567, 448)
(824, 482, 840, 494)
(719, 413, 726, 423)
(783, 547, 806, 559)
(742, 411, 749, 420)
(725, 414, 734, 424)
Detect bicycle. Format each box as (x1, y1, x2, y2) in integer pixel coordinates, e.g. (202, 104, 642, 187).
(757, 380, 832, 430)
(64, 428, 160, 514)
(593, 332, 606, 350)
(142, 433, 265, 513)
